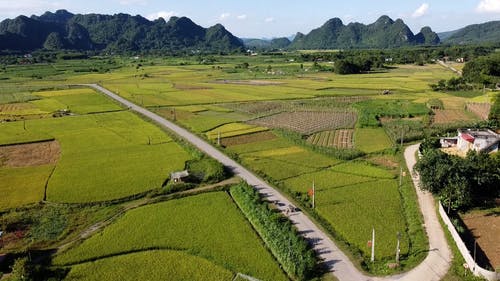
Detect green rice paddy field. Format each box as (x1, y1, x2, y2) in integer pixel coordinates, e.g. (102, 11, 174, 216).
(0, 88, 191, 205)
(55, 192, 288, 281)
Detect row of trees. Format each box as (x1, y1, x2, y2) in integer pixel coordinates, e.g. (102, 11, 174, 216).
(230, 183, 318, 280)
(416, 139, 500, 210)
(462, 53, 500, 86)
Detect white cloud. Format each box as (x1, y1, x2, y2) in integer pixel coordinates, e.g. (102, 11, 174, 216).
(218, 12, 230, 21)
(146, 11, 177, 21)
(264, 17, 274, 23)
(476, 0, 500, 13)
(412, 3, 429, 18)
(237, 14, 247, 20)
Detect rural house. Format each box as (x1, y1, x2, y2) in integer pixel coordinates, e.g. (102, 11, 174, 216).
(170, 170, 190, 183)
(441, 129, 500, 153)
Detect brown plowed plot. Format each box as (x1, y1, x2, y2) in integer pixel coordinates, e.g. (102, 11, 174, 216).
(0, 103, 36, 112)
(0, 140, 60, 167)
(461, 210, 500, 270)
(307, 130, 354, 149)
(248, 111, 357, 134)
(221, 131, 277, 146)
(466, 103, 491, 120)
(433, 109, 474, 124)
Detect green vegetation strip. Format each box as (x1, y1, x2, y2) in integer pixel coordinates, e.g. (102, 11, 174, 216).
(230, 183, 317, 281)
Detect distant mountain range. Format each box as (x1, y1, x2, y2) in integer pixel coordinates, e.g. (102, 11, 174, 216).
(0, 10, 244, 52)
(1, 10, 499, 53)
(439, 21, 500, 45)
(289, 16, 440, 49)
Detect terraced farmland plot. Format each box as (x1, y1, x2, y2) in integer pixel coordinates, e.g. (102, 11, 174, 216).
(0, 103, 45, 117)
(354, 128, 393, 153)
(248, 111, 357, 134)
(432, 109, 476, 124)
(206, 123, 268, 139)
(0, 165, 54, 210)
(283, 169, 374, 193)
(186, 111, 249, 132)
(64, 250, 234, 281)
(466, 102, 491, 120)
(241, 156, 319, 180)
(330, 162, 396, 179)
(307, 130, 354, 148)
(55, 192, 288, 281)
(220, 131, 277, 147)
(316, 180, 409, 259)
(247, 146, 339, 169)
(0, 111, 191, 203)
(226, 138, 293, 154)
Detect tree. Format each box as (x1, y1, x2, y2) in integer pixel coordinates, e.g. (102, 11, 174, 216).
(334, 59, 360, 74)
(416, 148, 500, 210)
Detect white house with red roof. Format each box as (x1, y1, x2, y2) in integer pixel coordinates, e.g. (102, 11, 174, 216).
(456, 129, 499, 153)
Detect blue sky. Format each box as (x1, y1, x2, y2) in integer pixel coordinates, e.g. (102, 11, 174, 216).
(1, 0, 499, 37)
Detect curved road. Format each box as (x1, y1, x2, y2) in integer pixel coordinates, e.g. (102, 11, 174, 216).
(87, 84, 451, 281)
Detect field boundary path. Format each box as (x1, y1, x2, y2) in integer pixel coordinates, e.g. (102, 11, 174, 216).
(437, 60, 463, 76)
(86, 84, 451, 281)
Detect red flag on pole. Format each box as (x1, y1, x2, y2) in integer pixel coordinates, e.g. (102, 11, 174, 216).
(308, 188, 314, 197)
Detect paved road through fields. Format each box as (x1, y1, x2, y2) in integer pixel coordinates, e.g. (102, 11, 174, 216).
(87, 84, 451, 281)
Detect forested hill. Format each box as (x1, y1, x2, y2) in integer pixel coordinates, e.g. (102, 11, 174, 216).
(289, 15, 440, 49)
(0, 10, 244, 53)
(442, 20, 500, 45)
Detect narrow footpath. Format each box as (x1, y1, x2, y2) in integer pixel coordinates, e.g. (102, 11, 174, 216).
(87, 84, 452, 281)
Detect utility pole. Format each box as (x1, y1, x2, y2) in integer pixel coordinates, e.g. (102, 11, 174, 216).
(371, 228, 375, 262)
(396, 232, 401, 263)
(217, 132, 221, 146)
(312, 180, 315, 209)
(399, 166, 403, 187)
(400, 124, 405, 148)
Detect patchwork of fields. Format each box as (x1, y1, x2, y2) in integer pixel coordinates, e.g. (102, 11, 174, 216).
(0, 88, 191, 205)
(0, 55, 494, 279)
(226, 133, 407, 259)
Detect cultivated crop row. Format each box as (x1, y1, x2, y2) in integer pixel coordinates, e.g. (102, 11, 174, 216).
(307, 130, 354, 149)
(466, 102, 491, 120)
(248, 111, 357, 134)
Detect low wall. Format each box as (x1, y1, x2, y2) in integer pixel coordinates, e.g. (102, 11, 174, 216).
(438, 202, 499, 281)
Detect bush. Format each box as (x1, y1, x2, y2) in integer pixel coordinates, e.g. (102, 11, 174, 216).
(186, 157, 226, 183)
(230, 183, 318, 280)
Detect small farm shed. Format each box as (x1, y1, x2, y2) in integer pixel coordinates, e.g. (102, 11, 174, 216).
(440, 137, 458, 148)
(170, 170, 189, 183)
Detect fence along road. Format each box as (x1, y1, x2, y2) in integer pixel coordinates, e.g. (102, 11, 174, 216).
(87, 84, 451, 281)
